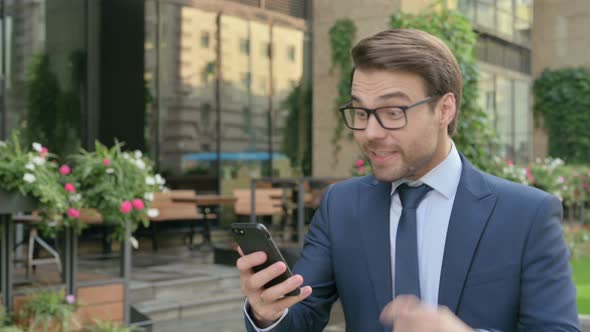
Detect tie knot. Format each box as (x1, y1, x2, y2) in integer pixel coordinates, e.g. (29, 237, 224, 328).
(397, 183, 432, 209)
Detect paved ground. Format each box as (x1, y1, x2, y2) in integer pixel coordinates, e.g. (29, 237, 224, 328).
(128, 248, 346, 332)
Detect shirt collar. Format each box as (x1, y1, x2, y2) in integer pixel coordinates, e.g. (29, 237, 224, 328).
(390, 140, 462, 200)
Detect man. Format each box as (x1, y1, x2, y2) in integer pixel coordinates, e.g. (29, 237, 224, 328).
(236, 29, 580, 331)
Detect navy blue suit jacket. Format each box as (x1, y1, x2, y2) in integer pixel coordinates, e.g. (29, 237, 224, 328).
(246, 157, 579, 331)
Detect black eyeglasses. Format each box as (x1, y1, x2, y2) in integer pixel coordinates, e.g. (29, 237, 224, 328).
(339, 96, 435, 130)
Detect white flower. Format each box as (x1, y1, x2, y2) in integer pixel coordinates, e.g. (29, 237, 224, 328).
(144, 192, 154, 201)
(122, 153, 131, 160)
(130, 236, 139, 249)
(145, 176, 156, 185)
(23, 173, 36, 183)
(31, 156, 45, 166)
(69, 194, 82, 202)
(134, 150, 143, 159)
(135, 159, 146, 170)
(25, 163, 35, 171)
(32, 142, 42, 152)
(0, 141, 5, 147)
(106, 168, 115, 174)
(155, 174, 165, 185)
(147, 208, 159, 218)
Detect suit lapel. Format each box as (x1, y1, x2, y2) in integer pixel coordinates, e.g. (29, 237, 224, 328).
(438, 157, 497, 312)
(359, 176, 393, 314)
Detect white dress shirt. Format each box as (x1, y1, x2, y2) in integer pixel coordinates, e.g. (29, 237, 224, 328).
(245, 141, 463, 330)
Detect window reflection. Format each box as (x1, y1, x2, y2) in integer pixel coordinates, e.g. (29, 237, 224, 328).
(478, 68, 532, 163)
(145, 2, 308, 191)
(454, 0, 533, 45)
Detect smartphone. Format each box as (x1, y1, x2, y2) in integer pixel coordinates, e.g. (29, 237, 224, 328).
(231, 223, 300, 296)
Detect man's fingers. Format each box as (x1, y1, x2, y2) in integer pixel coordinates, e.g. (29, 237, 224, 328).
(247, 261, 286, 290)
(236, 251, 267, 273)
(259, 274, 304, 302)
(237, 246, 245, 257)
(265, 286, 313, 313)
(380, 295, 421, 325)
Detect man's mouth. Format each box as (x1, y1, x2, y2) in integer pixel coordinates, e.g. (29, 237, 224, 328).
(369, 150, 398, 164)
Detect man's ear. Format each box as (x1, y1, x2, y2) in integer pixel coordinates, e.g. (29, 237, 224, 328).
(438, 93, 457, 130)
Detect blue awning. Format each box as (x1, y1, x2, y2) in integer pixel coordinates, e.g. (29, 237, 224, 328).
(182, 152, 287, 161)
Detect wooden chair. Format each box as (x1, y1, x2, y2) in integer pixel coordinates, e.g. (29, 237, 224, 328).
(233, 188, 285, 219)
(148, 190, 205, 250)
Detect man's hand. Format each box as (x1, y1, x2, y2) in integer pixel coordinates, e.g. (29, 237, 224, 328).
(380, 295, 474, 332)
(236, 247, 313, 328)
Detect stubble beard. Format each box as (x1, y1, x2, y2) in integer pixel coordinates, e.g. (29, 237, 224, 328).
(365, 144, 437, 183)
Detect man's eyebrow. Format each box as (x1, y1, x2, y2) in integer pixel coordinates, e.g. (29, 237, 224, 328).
(350, 92, 411, 104)
(377, 92, 411, 102)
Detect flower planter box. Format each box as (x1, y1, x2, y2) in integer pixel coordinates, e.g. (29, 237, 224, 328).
(0, 190, 37, 214)
(12, 283, 125, 332)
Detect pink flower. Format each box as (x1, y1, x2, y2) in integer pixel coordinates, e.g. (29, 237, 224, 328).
(583, 183, 588, 189)
(120, 200, 133, 214)
(525, 166, 536, 183)
(64, 183, 76, 193)
(39, 147, 49, 157)
(358, 166, 365, 174)
(103, 158, 111, 166)
(506, 160, 514, 167)
(132, 198, 145, 210)
(59, 164, 71, 175)
(356, 159, 364, 168)
(67, 208, 80, 219)
(66, 294, 75, 305)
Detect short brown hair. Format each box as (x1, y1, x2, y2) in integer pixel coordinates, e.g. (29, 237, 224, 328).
(351, 29, 462, 136)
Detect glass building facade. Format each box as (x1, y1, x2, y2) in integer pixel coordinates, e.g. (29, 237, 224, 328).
(0, 0, 311, 195)
(450, 0, 534, 163)
(145, 0, 311, 194)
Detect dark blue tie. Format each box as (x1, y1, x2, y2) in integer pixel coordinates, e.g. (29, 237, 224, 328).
(395, 183, 432, 299)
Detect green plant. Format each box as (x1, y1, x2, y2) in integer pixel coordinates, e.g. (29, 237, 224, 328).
(26, 52, 83, 157)
(533, 67, 590, 164)
(0, 305, 23, 332)
(0, 131, 82, 236)
(85, 320, 142, 332)
(390, 4, 499, 171)
(329, 19, 357, 158)
(17, 288, 77, 332)
(281, 83, 312, 176)
(71, 141, 164, 239)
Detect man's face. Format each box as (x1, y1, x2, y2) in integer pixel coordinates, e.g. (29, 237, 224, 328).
(351, 69, 447, 182)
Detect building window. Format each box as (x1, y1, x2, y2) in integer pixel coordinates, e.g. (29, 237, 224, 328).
(241, 72, 251, 88)
(477, 68, 532, 163)
(262, 43, 272, 58)
(454, 0, 533, 45)
(259, 76, 268, 93)
(201, 31, 210, 48)
(240, 38, 250, 55)
(287, 45, 296, 62)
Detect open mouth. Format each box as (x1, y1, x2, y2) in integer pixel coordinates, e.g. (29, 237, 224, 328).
(369, 150, 399, 164)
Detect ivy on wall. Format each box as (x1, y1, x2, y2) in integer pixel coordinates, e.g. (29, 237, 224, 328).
(533, 67, 590, 163)
(281, 83, 312, 176)
(390, 7, 498, 171)
(328, 19, 356, 157)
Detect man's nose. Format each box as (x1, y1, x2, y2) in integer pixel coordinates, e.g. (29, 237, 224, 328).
(364, 114, 387, 140)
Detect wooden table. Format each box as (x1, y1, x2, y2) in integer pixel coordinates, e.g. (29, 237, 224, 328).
(172, 195, 237, 248)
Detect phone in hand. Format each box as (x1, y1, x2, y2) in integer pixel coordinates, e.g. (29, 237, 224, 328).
(231, 223, 300, 296)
